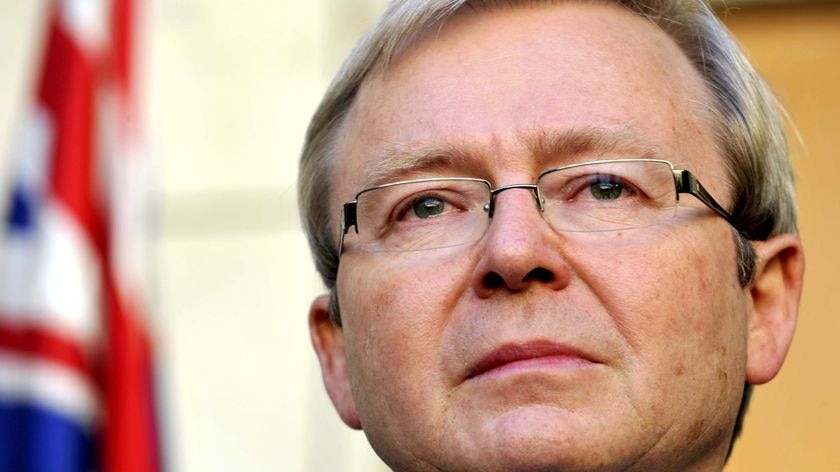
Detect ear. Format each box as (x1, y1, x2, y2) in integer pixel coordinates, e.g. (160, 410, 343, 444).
(745, 234, 805, 385)
(309, 294, 362, 429)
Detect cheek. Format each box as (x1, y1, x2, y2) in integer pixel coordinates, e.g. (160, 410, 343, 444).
(564, 227, 749, 447)
(567, 226, 747, 396)
(574, 227, 742, 333)
(340, 251, 467, 340)
(336, 250, 473, 431)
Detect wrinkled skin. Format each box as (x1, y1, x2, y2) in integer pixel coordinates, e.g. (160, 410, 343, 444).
(309, 3, 804, 472)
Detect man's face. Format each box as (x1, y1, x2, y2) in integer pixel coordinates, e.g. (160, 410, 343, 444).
(326, 3, 750, 471)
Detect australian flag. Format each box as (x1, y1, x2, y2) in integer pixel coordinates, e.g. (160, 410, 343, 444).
(0, 1, 162, 471)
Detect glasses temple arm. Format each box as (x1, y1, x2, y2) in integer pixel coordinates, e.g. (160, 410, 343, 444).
(338, 201, 358, 256)
(673, 169, 738, 227)
(342, 201, 358, 234)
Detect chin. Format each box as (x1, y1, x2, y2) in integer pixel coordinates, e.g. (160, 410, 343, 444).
(447, 405, 634, 472)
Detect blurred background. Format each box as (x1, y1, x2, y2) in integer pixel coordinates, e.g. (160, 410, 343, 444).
(0, 0, 836, 471)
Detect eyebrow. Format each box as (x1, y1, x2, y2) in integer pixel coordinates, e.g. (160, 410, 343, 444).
(527, 126, 660, 165)
(361, 125, 660, 187)
(363, 143, 475, 187)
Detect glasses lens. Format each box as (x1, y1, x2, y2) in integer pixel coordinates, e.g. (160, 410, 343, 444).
(353, 178, 491, 252)
(537, 160, 676, 232)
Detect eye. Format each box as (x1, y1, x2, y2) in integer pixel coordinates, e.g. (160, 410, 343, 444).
(412, 196, 446, 219)
(374, 180, 488, 231)
(589, 177, 624, 200)
(392, 191, 462, 222)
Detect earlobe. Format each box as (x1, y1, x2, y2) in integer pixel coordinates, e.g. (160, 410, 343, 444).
(309, 294, 362, 429)
(745, 234, 805, 385)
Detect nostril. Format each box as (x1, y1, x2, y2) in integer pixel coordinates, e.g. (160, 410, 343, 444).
(482, 267, 555, 291)
(483, 272, 504, 289)
(524, 267, 554, 284)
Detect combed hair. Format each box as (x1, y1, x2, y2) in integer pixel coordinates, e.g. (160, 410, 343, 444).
(298, 0, 798, 454)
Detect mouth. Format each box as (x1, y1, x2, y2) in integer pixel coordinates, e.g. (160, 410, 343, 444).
(465, 340, 599, 381)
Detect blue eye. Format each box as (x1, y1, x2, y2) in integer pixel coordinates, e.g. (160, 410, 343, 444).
(412, 197, 446, 218)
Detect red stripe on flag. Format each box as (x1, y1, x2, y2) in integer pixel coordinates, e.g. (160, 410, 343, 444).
(0, 320, 93, 376)
(37, 6, 105, 252)
(112, 0, 136, 104)
(103, 283, 161, 472)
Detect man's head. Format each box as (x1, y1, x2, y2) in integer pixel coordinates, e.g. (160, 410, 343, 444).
(299, 1, 805, 470)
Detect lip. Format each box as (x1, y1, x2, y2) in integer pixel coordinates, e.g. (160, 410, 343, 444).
(465, 340, 599, 381)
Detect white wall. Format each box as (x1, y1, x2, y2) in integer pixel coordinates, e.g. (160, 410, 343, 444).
(0, 1, 391, 470)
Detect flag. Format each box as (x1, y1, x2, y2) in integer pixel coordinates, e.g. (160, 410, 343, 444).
(0, 0, 162, 471)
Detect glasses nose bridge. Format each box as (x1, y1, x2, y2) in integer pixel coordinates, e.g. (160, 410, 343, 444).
(486, 183, 543, 218)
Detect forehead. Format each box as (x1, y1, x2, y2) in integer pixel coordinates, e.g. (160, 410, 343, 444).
(334, 2, 720, 194)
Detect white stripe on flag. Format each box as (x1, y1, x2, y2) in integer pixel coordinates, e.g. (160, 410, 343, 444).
(9, 107, 53, 194)
(59, 0, 109, 54)
(0, 351, 98, 426)
(98, 88, 153, 305)
(0, 199, 101, 344)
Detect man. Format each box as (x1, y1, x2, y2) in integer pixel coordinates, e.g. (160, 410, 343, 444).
(298, 0, 805, 470)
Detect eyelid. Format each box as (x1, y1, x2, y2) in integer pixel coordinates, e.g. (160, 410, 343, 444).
(541, 171, 644, 203)
(387, 187, 478, 225)
(392, 192, 449, 222)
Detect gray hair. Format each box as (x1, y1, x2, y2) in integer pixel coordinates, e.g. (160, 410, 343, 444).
(298, 0, 798, 449)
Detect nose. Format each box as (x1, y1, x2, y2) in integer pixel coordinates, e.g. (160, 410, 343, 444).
(471, 187, 572, 298)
